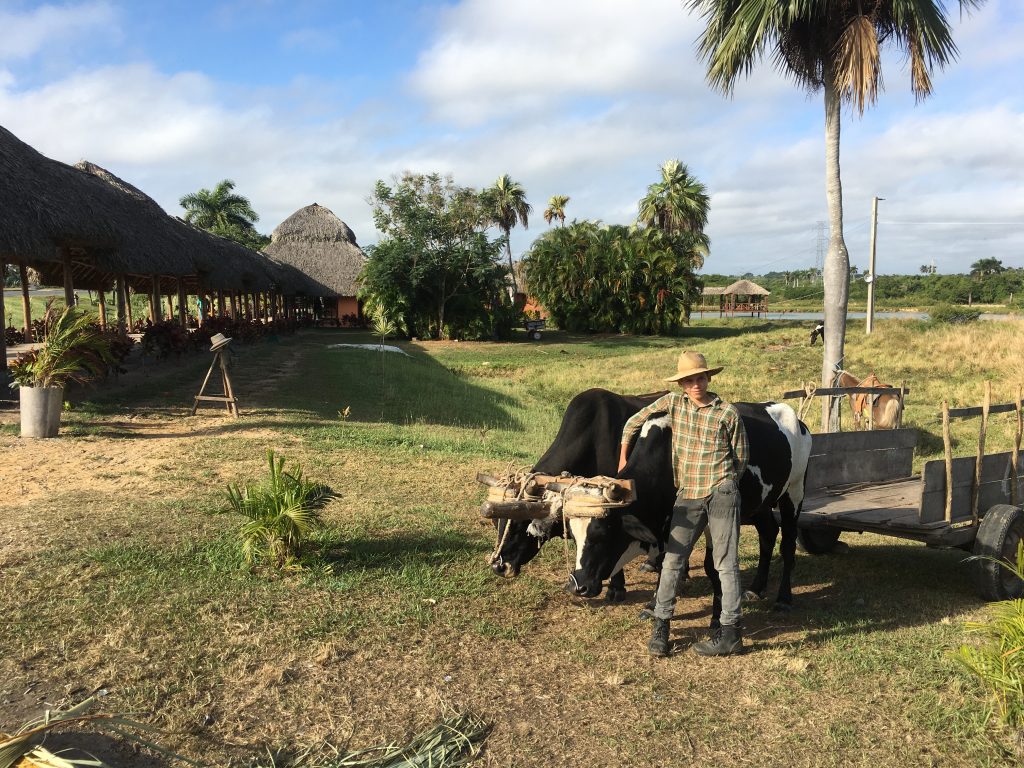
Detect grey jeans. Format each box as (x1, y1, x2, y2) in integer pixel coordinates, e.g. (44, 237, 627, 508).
(653, 479, 742, 626)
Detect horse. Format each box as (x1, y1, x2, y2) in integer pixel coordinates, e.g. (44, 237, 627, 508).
(834, 370, 903, 429)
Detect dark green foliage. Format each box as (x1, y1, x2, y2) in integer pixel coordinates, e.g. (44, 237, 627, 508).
(359, 173, 511, 340)
(179, 179, 270, 251)
(523, 222, 702, 334)
(929, 303, 981, 325)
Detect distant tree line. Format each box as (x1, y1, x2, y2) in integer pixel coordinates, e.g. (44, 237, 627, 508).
(707, 258, 1024, 305)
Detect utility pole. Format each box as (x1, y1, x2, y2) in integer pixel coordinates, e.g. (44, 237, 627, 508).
(866, 196, 884, 335)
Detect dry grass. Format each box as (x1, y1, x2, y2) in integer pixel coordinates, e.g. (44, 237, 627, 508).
(2, 321, 1024, 766)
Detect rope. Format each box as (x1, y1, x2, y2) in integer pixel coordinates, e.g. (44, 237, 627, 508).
(798, 382, 817, 421)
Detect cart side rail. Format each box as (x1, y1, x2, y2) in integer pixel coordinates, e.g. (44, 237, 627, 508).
(920, 452, 1024, 525)
(806, 428, 917, 493)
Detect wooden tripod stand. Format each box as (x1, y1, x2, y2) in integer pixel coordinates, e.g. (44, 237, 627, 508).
(191, 349, 238, 417)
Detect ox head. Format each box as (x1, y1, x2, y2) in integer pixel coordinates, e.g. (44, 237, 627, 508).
(565, 414, 673, 597)
(489, 514, 563, 578)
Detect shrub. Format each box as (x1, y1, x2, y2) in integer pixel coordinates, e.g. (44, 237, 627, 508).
(929, 303, 981, 325)
(956, 542, 1024, 739)
(224, 450, 336, 570)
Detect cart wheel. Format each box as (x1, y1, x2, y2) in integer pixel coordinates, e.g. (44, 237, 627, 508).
(973, 504, 1024, 601)
(797, 527, 842, 554)
(531, 330, 542, 341)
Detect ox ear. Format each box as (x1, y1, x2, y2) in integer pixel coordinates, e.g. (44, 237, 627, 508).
(620, 514, 658, 544)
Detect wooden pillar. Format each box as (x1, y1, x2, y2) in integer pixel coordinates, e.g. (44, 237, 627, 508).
(19, 263, 33, 343)
(245, 293, 253, 321)
(60, 246, 74, 308)
(97, 289, 107, 329)
(177, 279, 187, 327)
(150, 275, 161, 322)
(229, 292, 238, 319)
(254, 291, 262, 321)
(0, 259, 8, 397)
(167, 292, 174, 322)
(217, 289, 225, 319)
(125, 283, 134, 330)
(116, 275, 127, 332)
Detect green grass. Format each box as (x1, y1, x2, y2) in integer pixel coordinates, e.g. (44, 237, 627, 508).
(4, 322, 1024, 766)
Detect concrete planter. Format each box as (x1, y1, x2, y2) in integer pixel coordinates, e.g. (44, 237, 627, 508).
(19, 386, 64, 438)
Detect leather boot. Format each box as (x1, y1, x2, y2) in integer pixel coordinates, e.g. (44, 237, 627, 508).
(648, 618, 671, 657)
(693, 624, 743, 656)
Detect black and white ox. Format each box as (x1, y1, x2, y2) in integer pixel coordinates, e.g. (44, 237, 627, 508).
(489, 388, 664, 601)
(567, 402, 812, 619)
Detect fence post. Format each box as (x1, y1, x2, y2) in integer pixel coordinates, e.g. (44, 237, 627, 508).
(943, 400, 953, 523)
(972, 381, 991, 524)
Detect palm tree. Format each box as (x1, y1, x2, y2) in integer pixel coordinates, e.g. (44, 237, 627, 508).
(180, 179, 261, 234)
(638, 159, 710, 238)
(482, 175, 532, 296)
(687, 0, 984, 429)
(970, 257, 1004, 278)
(543, 195, 570, 227)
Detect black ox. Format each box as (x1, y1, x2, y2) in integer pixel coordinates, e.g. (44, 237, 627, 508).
(566, 402, 811, 620)
(490, 388, 664, 600)
(489, 389, 811, 611)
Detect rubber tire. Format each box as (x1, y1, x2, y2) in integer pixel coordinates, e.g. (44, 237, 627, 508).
(973, 504, 1024, 602)
(797, 527, 842, 555)
(531, 331, 542, 341)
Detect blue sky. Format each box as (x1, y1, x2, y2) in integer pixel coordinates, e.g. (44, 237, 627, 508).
(1, 0, 1021, 276)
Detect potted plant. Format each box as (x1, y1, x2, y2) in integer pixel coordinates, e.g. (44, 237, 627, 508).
(8, 302, 114, 438)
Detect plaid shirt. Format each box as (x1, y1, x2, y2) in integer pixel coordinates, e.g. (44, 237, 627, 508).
(621, 392, 748, 498)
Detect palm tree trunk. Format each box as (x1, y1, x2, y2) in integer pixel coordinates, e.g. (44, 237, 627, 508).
(505, 228, 517, 298)
(821, 69, 851, 432)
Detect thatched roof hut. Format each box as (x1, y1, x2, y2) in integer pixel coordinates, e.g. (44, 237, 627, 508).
(0, 126, 121, 271)
(725, 279, 770, 296)
(264, 203, 366, 297)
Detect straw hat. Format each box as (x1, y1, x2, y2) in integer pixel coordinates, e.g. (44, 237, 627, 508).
(664, 351, 723, 382)
(210, 333, 233, 351)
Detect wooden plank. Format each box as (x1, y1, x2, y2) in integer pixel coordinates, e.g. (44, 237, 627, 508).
(919, 453, 1024, 524)
(947, 400, 1024, 418)
(807, 448, 915, 490)
(782, 385, 910, 400)
(809, 428, 917, 455)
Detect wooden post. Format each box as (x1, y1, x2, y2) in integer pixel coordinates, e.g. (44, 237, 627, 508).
(18, 263, 33, 343)
(60, 246, 74, 308)
(125, 283, 134, 330)
(0, 259, 8, 397)
(97, 289, 107, 329)
(115, 275, 127, 332)
(229, 292, 238, 319)
(245, 293, 253, 321)
(943, 400, 953, 523)
(254, 291, 262, 321)
(166, 292, 174, 322)
(972, 381, 991, 524)
(1012, 384, 1022, 506)
(217, 289, 225, 318)
(897, 380, 906, 429)
(176, 279, 187, 327)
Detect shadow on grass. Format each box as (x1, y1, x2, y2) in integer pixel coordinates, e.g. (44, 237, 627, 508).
(330, 530, 483, 570)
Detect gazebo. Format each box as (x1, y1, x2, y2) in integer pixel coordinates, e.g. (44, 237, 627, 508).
(700, 279, 771, 317)
(263, 203, 367, 327)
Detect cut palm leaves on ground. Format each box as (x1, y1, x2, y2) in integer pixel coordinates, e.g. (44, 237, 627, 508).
(0, 696, 199, 768)
(334, 711, 489, 768)
(224, 450, 337, 570)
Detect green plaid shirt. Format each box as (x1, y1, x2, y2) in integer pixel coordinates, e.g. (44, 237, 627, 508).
(621, 392, 748, 498)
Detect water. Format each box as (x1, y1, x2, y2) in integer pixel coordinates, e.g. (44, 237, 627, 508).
(698, 310, 1015, 322)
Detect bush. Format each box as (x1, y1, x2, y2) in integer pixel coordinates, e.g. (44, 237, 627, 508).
(224, 450, 336, 570)
(929, 303, 981, 325)
(956, 543, 1024, 740)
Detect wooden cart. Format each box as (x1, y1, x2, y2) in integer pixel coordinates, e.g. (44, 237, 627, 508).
(792, 383, 1024, 601)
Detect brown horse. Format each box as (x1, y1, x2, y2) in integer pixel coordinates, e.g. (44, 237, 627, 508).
(834, 370, 903, 429)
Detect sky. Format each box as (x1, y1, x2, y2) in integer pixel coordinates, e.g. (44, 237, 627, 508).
(1, 0, 1021, 277)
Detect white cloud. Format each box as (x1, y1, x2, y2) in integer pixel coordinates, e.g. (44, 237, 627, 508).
(0, 1, 118, 62)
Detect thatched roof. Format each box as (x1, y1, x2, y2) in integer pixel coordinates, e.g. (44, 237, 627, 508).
(701, 286, 727, 296)
(0, 125, 121, 268)
(264, 203, 366, 297)
(724, 279, 770, 296)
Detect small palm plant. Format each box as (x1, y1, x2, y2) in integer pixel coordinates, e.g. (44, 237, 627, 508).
(225, 450, 336, 570)
(956, 542, 1024, 743)
(9, 302, 114, 389)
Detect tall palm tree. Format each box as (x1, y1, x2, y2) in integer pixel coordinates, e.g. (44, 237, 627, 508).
(482, 175, 532, 296)
(638, 159, 711, 238)
(179, 179, 261, 233)
(543, 195, 570, 227)
(687, 0, 984, 428)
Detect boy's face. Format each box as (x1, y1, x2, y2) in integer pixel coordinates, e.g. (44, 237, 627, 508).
(679, 371, 710, 400)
